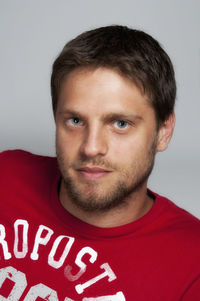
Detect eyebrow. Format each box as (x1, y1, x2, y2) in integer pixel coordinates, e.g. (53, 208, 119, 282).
(101, 113, 143, 122)
(57, 109, 143, 122)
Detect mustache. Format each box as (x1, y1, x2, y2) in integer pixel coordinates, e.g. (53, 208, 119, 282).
(56, 150, 118, 170)
(71, 157, 116, 170)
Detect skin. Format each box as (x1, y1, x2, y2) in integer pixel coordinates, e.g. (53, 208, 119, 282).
(55, 67, 175, 228)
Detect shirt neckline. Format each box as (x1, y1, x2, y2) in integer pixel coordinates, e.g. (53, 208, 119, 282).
(50, 170, 168, 240)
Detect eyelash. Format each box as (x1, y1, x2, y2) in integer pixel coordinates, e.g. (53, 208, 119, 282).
(113, 120, 129, 130)
(66, 117, 84, 127)
(65, 117, 131, 131)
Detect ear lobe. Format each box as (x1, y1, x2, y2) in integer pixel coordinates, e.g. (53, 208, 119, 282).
(156, 113, 175, 152)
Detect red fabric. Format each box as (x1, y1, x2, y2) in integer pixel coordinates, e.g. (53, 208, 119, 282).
(181, 276, 200, 301)
(0, 149, 200, 301)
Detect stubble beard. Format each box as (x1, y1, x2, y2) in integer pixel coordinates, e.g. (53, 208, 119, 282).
(56, 138, 157, 213)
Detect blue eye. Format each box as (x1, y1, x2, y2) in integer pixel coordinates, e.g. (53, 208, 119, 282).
(68, 117, 83, 126)
(114, 120, 129, 129)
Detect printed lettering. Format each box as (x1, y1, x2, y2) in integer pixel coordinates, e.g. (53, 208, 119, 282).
(82, 291, 126, 300)
(0, 218, 124, 298)
(14, 219, 28, 258)
(24, 283, 59, 301)
(0, 266, 27, 300)
(0, 225, 12, 260)
(48, 235, 75, 269)
(65, 247, 97, 281)
(75, 263, 116, 294)
(30, 225, 53, 260)
(0, 265, 124, 301)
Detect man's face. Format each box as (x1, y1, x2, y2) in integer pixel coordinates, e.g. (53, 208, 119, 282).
(55, 67, 160, 212)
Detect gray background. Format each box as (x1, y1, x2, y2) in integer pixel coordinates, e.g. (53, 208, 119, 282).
(0, 0, 199, 217)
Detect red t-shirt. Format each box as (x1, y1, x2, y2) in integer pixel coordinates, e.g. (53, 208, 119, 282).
(0, 150, 200, 300)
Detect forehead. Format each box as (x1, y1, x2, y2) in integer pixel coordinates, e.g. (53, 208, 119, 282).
(57, 67, 153, 117)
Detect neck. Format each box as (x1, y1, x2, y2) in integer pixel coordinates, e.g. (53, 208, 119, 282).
(59, 179, 154, 228)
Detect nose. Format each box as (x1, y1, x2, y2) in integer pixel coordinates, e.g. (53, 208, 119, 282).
(80, 124, 108, 158)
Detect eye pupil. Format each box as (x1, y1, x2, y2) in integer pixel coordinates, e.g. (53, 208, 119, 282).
(117, 120, 127, 128)
(74, 118, 79, 123)
(119, 120, 125, 126)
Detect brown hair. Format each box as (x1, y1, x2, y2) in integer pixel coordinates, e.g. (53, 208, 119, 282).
(51, 25, 176, 126)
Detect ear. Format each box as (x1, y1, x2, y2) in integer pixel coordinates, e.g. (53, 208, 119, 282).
(156, 113, 175, 152)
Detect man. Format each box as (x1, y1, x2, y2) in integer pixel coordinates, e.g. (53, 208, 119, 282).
(0, 25, 200, 300)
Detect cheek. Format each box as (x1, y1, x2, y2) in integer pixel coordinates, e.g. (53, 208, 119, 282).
(56, 129, 82, 159)
(109, 133, 152, 167)
(56, 129, 66, 151)
(111, 134, 143, 156)
(109, 140, 137, 168)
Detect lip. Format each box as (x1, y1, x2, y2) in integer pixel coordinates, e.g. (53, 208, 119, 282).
(76, 166, 112, 180)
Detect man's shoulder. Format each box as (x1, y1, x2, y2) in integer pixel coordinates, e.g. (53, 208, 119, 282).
(156, 192, 200, 245)
(1, 149, 54, 161)
(0, 149, 58, 182)
(0, 149, 56, 166)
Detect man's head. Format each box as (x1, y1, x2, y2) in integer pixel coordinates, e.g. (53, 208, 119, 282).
(51, 25, 176, 127)
(52, 25, 176, 213)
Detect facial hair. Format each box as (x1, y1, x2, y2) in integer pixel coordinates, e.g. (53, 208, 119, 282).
(56, 136, 157, 213)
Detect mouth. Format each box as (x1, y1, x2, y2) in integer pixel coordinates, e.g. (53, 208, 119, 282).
(76, 166, 112, 180)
